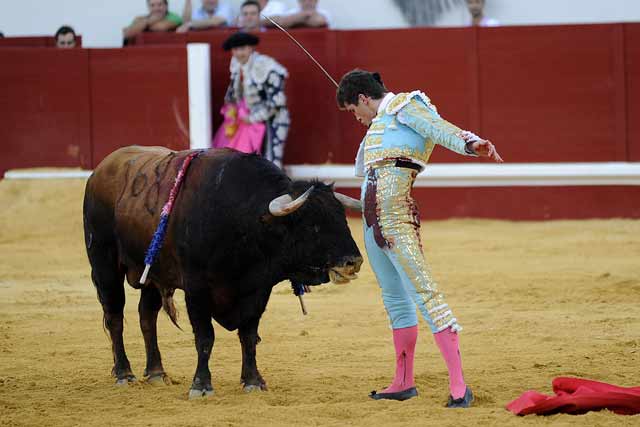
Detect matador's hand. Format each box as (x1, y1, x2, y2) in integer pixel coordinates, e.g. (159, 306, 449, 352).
(471, 139, 503, 163)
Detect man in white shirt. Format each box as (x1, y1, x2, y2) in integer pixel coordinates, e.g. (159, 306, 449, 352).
(239, 0, 266, 32)
(467, 0, 499, 27)
(267, 0, 331, 29)
(177, 0, 234, 32)
(258, 0, 287, 17)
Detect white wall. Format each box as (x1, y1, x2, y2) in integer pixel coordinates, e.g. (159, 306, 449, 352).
(437, 0, 640, 27)
(1, 0, 640, 48)
(0, 0, 406, 48)
(319, 0, 407, 29)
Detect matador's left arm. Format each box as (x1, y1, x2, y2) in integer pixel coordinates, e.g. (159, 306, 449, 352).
(396, 98, 478, 156)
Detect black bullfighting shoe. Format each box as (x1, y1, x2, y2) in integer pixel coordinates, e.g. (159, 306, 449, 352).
(446, 387, 474, 408)
(369, 387, 418, 401)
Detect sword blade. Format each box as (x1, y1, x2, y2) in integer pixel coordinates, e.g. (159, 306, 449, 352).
(261, 14, 339, 88)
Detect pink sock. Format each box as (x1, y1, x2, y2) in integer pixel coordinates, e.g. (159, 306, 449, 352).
(381, 325, 417, 393)
(433, 327, 466, 399)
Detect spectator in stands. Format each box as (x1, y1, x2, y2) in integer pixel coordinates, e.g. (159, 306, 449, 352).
(238, 1, 265, 32)
(267, 0, 331, 28)
(212, 32, 290, 168)
(123, 0, 182, 43)
(177, 0, 233, 32)
(55, 26, 77, 48)
(467, 0, 499, 27)
(258, 0, 287, 18)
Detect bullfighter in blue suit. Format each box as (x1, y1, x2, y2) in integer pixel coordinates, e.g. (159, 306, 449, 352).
(337, 69, 503, 407)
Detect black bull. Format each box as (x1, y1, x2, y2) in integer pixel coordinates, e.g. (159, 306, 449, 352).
(83, 146, 363, 397)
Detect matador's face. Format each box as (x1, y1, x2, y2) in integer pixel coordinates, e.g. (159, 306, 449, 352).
(344, 94, 378, 127)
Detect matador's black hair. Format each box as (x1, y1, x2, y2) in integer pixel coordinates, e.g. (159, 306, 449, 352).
(336, 69, 387, 108)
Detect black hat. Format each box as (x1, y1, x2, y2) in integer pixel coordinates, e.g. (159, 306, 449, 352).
(222, 32, 259, 51)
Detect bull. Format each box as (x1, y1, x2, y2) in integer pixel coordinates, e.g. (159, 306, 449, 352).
(83, 146, 363, 398)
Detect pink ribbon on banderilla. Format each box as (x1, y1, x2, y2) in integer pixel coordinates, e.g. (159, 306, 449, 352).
(140, 150, 202, 285)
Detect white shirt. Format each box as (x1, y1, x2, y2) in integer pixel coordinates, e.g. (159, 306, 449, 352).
(192, 1, 234, 25)
(377, 92, 396, 115)
(468, 17, 500, 27)
(261, 1, 287, 16)
(285, 6, 332, 28)
(354, 92, 396, 177)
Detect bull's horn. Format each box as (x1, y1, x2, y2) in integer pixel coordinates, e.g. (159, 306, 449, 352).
(269, 186, 314, 216)
(334, 192, 362, 212)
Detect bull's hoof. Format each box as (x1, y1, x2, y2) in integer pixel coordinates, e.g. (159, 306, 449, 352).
(115, 375, 137, 386)
(146, 373, 171, 386)
(242, 384, 267, 393)
(188, 386, 214, 399)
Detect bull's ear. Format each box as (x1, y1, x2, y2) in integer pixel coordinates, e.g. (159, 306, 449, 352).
(268, 186, 314, 217)
(334, 192, 362, 212)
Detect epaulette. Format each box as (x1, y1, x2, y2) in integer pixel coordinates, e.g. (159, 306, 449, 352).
(251, 53, 289, 84)
(385, 90, 438, 115)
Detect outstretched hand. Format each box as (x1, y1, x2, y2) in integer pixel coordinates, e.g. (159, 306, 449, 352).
(471, 139, 503, 163)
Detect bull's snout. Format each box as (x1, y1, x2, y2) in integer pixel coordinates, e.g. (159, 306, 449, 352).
(342, 255, 363, 273)
(328, 255, 364, 284)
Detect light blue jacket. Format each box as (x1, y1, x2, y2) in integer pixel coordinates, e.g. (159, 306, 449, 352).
(356, 91, 476, 176)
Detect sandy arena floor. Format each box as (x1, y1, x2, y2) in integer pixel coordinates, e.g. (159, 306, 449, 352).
(0, 177, 639, 426)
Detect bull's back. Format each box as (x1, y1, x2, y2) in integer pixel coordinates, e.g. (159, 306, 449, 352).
(87, 146, 174, 208)
(84, 146, 178, 256)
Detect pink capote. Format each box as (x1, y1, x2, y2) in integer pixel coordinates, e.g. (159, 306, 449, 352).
(212, 100, 265, 154)
(506, 377, 640, 416)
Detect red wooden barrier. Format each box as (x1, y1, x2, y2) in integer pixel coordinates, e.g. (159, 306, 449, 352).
(134, 32, 188, 45)
(0, 48, 92, 174)
(88, 47, 190, 166)
(183, 28, 338, 165)
(478, 24, 627, 163)
(0, 36, 83, 48)
(0, 37, 49, 47)
(1, 23, 639, 218)
(626, 24, 640, 162)
(336, 27, 477, 164)
(415, 186, 640, 220)
(337, 185, 640, 220)
(135, 24, 638, 165)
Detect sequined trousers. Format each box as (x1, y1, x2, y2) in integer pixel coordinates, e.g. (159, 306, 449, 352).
(362, 162, 461, 333)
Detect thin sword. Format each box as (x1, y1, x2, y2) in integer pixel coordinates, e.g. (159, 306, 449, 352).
(261, 14, 339, 88)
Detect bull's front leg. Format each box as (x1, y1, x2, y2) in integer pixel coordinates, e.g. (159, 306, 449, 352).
(239, 318, 267, 392)
(185, 289, 215, 399)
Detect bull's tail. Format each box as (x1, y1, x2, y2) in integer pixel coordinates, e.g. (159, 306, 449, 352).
(161, 289, 182, 330)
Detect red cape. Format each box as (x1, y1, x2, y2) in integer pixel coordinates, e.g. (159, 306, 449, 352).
(506, 377, 640, 416)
